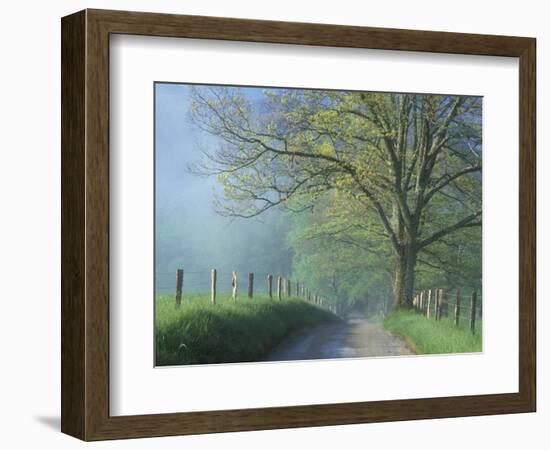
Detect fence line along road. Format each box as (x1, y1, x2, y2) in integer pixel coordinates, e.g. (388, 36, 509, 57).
(168, 267, 336, 314)
(412, 288, 481, 334)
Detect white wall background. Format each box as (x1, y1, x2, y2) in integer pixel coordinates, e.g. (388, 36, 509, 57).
(0, 1, 546, 448)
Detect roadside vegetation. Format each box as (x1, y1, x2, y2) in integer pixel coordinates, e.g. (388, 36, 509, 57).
(383, 310, 482, 355)
(155, 294, 340, 366)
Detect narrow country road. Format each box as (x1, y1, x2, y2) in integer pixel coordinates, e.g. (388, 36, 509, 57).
(264, 313, 413, 362)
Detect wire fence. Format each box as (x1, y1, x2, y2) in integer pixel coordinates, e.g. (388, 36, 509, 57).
(156, 269, 481, 331)
(157, 267, 337, 315)
(155, 269, 277, 293)
(412, 288, 482, 334)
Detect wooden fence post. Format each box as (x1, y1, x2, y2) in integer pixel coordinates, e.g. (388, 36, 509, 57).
(470, 290, 478, 334)
(441, 289, 447, 318)
(287, 279, 291, 298)
(435, 289, 441, 320)
(454, 289, 461, 326)
(211, 269, 217, 305)
(267, 274, 273, 299)
(425, 289, 431, 318)
(231, 271, 237, 302)
(422, 289, 430, 316)
(420, 291, 424, 312)
(175, 268, 183, 307)
(248, 272, 254, 298)
(277, 276, 282, 301)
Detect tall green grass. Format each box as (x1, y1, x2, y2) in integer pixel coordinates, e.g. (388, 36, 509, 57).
(383, 310, 482, 354)
(155, 293, 340, 366)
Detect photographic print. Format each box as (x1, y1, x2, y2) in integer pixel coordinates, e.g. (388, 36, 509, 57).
(61, 11, 536, 439)
(154, 83, 482, 367)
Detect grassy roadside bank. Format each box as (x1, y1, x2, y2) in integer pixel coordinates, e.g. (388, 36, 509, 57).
(155, 294, 340, 366)
(383, 310, 482, 355)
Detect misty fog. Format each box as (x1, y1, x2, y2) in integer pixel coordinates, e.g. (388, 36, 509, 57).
(155, 83, 293, 294)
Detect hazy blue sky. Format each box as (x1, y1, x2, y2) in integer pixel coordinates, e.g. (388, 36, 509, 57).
(154, 83, 292, 294)
(155, 84, 210, 223)
(155, 83, 266, 218)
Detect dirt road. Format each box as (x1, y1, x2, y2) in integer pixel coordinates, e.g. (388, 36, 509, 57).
(264, 314, 413, 361)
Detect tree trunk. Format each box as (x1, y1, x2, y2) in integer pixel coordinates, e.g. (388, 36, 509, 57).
(403, 244, 417, 308)
(393, 243, 418, 309)
(393, 252, 406, 309)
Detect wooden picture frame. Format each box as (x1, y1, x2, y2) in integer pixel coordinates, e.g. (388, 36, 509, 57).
(61, 9, 536, 441)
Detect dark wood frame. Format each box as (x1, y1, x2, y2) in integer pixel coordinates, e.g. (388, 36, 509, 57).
(61, 9, 536, 441)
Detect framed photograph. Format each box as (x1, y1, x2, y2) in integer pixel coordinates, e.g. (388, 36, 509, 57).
(61, 9, 536, 440)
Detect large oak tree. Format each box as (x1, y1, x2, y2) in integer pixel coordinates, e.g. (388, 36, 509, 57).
(189, 87, 482, 308)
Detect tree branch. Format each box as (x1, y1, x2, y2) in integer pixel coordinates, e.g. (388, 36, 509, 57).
(418, 211, 482, 250)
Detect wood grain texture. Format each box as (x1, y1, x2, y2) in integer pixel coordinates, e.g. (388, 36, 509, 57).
(518, 38, 536, 409)
(61, 10, 86, 439)
(89, 8, 532, 56)
(61, 8, 537, 441)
